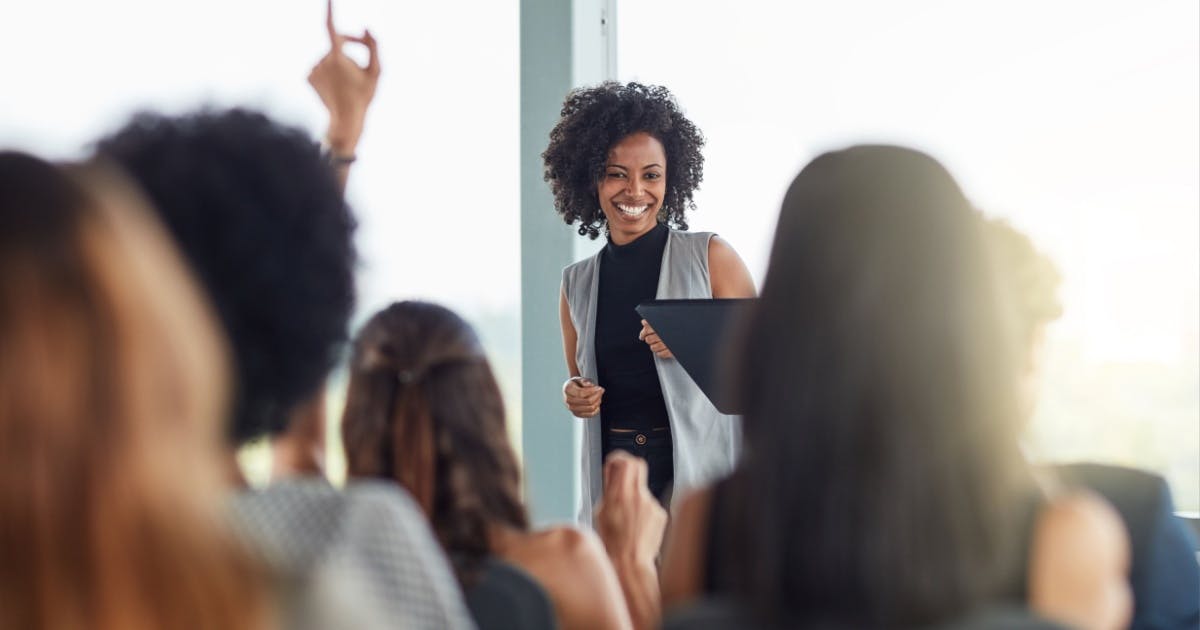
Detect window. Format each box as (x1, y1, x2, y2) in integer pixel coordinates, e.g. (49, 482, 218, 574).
(618, 0, 1199, 509)
(0, 0, 521, 482)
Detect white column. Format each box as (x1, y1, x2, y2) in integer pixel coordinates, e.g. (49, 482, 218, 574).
(519, 0, 616, 525)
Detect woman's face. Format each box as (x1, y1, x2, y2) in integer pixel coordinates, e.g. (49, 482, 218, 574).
(596, 132, 667, 245)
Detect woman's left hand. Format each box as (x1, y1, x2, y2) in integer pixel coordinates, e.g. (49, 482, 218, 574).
(639, 319, 673, 359)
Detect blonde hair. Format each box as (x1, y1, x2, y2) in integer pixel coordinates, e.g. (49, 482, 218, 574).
(0, 154, 271, 630)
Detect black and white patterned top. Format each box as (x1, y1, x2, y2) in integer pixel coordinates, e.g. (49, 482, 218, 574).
(232, 478, 476, 630)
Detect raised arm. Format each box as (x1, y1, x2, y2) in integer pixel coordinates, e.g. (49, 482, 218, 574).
(594, 451, 669, 630)
(308, 0, 381, 191)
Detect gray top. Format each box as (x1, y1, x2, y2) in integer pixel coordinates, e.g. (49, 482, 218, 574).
(563, 229, 742, 525)
(231, 478, 476, 630)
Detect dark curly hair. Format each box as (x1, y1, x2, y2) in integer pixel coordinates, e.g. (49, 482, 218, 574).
(94, 108, 357, 444)
(542, 81, 705, 239)
(341, 301, 528, 586)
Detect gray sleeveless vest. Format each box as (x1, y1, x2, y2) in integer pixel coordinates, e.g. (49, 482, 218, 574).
(562, 229, 743, 525)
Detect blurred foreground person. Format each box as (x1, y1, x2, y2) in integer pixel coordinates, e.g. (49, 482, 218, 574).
(984, 218, 1200, 630)
(659, 146, 1132, 629)
(90, 7, 473, 629)
(0, 152, 269, 629)
(342, 301, 668, 630)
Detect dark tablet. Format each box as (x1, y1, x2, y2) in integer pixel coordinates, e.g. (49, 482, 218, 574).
(635, 298, 756, 414)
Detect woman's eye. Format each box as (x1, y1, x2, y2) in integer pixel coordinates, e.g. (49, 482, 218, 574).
(644, 172, 662, 180)
(606, 172, 625, 179)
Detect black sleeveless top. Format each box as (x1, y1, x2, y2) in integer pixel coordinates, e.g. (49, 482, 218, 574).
(465, 557, 558, 630)
(595, 222, 671, 432)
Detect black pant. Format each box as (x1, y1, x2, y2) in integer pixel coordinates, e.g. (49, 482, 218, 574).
(602, 428, 674, 507)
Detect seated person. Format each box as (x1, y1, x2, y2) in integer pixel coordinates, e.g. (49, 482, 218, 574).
(90, 7, 473, 629)
(984, 217, 1200, 630)
(0, 153, 268, 629)
(659, 145, 1132, 629)
(341, 301, 667, 630)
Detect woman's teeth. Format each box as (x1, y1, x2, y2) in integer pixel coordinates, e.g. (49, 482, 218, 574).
(617, 203, 649, 217)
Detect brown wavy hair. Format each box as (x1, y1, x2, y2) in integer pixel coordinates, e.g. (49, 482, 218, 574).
(342, 301, 528, 584)
(0, 153, 270, 630)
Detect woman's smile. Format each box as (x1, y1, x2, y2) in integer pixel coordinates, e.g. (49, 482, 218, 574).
(598, 132, 667, 244)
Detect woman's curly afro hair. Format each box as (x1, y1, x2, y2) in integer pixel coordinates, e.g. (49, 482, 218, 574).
(542, 81, 705, 239)
(95, 108, 356, 445)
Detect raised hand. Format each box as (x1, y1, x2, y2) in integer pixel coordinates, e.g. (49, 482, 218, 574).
(594, 451, 667, 562)
(593, 451, 668, 630)
(308, 0, 381, 155)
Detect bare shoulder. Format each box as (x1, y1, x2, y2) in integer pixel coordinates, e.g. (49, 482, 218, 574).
(660, 486, 714, 610)
(526, 525, 598, 560)
(706, 235, 739, 271)
(1033, 491, 1129, 573)
(1029, 491, 1131, 630)
(503, 527, 632, 630)
(706, 236, 756, 298)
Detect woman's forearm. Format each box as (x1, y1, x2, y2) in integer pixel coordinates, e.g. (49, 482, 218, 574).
(609, 554, 661, 630)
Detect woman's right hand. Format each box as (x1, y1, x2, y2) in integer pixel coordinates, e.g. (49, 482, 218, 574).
(308, 0, 380, 154)
(563, 376, 604, 418)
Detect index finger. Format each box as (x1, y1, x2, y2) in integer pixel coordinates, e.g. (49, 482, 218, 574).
(326, 0, 339, 48)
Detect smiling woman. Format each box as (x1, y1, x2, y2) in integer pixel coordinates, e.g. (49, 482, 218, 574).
(542, 82, 756, 529)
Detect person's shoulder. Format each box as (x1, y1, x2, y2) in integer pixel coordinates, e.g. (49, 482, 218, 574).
(342, 477, 421, 506)
(524, 525, 601, 562)
(1056, 463, 1200, 629)
(340, 481, 476, 627)
(563, 251, 601, 289)
(231, 478, 346, 532)
(1028, 490, 1133, 629)
(505, 525, 614, 592)
(564, 248, 603, 274)
(229, 478, 350, 571)
(702, 235, 756, 298)
(511, 526, 631, 629)
(340, 479, 431, 535)
(1037, 491, 1128, 551)
(670, 228, 716, 245)
(1052, 463, 1177, 544)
